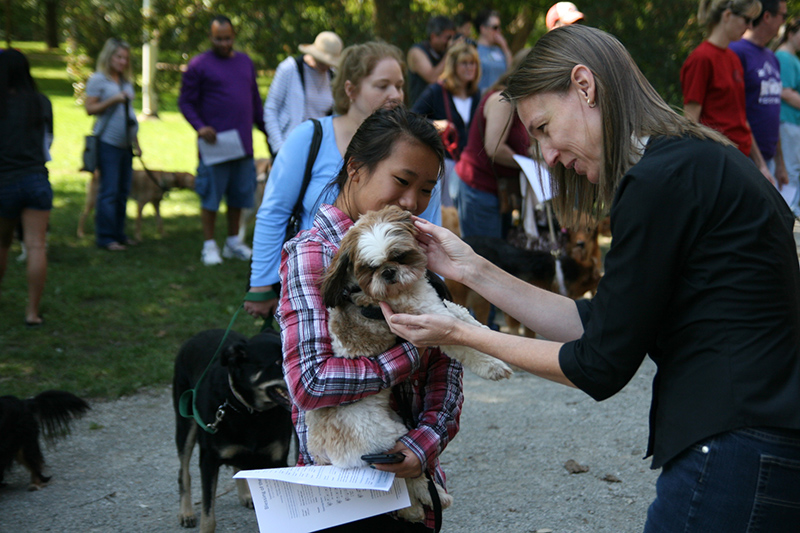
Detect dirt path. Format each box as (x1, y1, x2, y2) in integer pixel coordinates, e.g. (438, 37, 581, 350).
(0, 360, 658, 532)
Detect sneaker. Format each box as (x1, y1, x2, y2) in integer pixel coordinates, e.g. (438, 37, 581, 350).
(201, 243, 223, 265)
(222, 240, 252, 261)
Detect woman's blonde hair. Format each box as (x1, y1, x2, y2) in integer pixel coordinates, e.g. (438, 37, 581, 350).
(332, 41, 405, 115)
(96, 38, 133, 82)
(698, 0, 762, 31)
(440, 41, 481, 95)
(503, 25, 731, 227)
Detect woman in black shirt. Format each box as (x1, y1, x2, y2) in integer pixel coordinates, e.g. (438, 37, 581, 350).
(381, 25, 800, 532)
(0, 49, 54, 327)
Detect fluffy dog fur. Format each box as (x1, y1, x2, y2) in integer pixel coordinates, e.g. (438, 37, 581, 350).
(77, 169, 196, 241)
(172, 328, 294, 533)
(309, 206, 512, 522)
(0, 390, 90, 491)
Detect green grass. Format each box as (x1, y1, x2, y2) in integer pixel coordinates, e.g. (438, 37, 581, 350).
(1, 43, 272, 399)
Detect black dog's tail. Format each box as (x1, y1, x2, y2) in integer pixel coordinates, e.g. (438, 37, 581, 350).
(26, 390, 91, 442)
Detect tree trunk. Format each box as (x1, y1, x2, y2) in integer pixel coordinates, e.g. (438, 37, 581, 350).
(508, 6, 535, 56)
(44, 0, 59, 49)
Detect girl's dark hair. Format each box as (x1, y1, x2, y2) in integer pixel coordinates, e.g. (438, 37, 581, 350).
(0, 49, 42, 123)
(776, 17, 800, 48)
(323, 106, 446, 211)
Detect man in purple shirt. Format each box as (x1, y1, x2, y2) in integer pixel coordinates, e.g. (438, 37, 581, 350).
(179, 15, 267, 265)
(730, 0, 789, 189)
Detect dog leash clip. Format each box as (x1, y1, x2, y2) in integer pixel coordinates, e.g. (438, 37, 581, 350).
(207, 407, 226, 433)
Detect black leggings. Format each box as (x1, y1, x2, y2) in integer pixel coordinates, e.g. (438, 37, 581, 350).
(317, 514, 433, 533)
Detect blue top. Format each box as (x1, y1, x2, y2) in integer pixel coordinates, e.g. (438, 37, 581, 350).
(250, 116, 442, 287)
(477, 43, 507, 93)
(776, 49, 800, 126)
(86, 72, 138, 149)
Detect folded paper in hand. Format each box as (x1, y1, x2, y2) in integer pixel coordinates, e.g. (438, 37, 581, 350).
(234, 466, 411, 533)
(198, 129, 246, 166)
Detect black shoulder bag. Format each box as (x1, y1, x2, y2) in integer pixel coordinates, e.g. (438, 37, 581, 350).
(284, 118, 323, 242)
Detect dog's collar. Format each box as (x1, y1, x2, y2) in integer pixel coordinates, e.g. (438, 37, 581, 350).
(227, 374, 259, 414)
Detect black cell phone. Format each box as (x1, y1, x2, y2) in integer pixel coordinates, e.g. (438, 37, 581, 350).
(361, 452, 405, 464)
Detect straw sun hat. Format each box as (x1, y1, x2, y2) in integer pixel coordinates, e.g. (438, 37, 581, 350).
(298, 31, 344, 67)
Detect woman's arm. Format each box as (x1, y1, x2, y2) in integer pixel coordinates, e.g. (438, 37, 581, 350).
(84, 92, 126, 116)
(413, 217, 584, 341)
(483, 92, 521, 168)
(683, 102, 702, 123)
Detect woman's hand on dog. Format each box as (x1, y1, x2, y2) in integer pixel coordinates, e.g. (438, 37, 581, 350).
(370, 441, 423, 478)
(380, 302, 462, 349)
(412, 217, 476, 283)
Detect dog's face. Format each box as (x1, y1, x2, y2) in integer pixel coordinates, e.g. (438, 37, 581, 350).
(220, 330, 291, 412)
(322, 206, 428, 307)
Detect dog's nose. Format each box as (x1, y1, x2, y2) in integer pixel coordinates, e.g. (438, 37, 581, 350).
(381, 268, 397, 283)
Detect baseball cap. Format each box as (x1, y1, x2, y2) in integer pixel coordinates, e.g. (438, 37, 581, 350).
(546, 2, 585, 31)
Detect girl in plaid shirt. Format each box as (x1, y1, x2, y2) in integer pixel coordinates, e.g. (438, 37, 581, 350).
(276, 106, 463, 532)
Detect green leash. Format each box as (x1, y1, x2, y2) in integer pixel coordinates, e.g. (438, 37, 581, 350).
(178, 291, 278, 434)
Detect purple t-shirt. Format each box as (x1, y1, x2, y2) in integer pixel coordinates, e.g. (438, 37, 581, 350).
(178, 50, 265, 157)
(729, 39, 782, 160)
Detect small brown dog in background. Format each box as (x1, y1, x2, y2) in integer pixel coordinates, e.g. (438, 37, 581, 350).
(77, 169, 195, 242)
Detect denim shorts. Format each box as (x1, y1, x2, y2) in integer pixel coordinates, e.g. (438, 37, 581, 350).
(644, 427, 800, 533)
(195, 157, 256, 211)
(0, 172, 53, 219)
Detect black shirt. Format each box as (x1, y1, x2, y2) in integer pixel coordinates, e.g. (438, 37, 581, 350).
(0, 92, 53, 183)
(559, 135, 800, 469)
(407, 42, 442, 107)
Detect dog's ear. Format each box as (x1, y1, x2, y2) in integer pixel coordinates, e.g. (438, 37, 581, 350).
(321, 247, 353, 309)
(220, 342, 247, 367)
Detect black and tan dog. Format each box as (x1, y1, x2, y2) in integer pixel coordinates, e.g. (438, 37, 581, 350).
(172, 328, 294, 533)
(0, 390, 90, 491)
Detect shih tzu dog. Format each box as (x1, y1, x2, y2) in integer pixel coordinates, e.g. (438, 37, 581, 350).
(305, 205, 512, 522)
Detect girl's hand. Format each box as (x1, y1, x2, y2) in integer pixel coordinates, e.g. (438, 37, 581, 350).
(412, 217, 476, 283)
(370, 441, 423, 478)
(380, 302, 462, 348)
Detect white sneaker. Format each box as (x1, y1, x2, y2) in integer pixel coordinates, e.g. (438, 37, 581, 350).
(222, 240, 252, 260)
(201, 243, 223, 265)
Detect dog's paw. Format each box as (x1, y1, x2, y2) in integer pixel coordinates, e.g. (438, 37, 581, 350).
(178, 511, 197, 528)
(239, 492, 254, 509)
(478, 357, 513, 381)
(459, 352, 513, 381)
(397, 502, 426, 523)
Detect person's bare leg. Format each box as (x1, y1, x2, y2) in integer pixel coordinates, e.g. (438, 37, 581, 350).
(21, 209, 49, 324)
(226, 207, 241, 238)
(0, 216, 15, 298)
(201, 209, 217, 241)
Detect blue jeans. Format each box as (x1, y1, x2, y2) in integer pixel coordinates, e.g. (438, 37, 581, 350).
(0, 172, 53, 218)
(644, 427, 800, 533)
(457, 178, 502, 239)
(96, 142, 132, 247)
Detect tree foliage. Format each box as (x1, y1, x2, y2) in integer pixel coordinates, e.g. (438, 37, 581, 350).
(8, 0, 707, 107)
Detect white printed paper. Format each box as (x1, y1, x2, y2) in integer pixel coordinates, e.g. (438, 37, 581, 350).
(235, 467, 411, 533)
(198, 129, 245, 166)
(514, 154, 553, 202)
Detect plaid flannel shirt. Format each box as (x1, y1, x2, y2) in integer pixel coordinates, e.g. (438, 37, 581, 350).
(276, 204, 464, 528)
